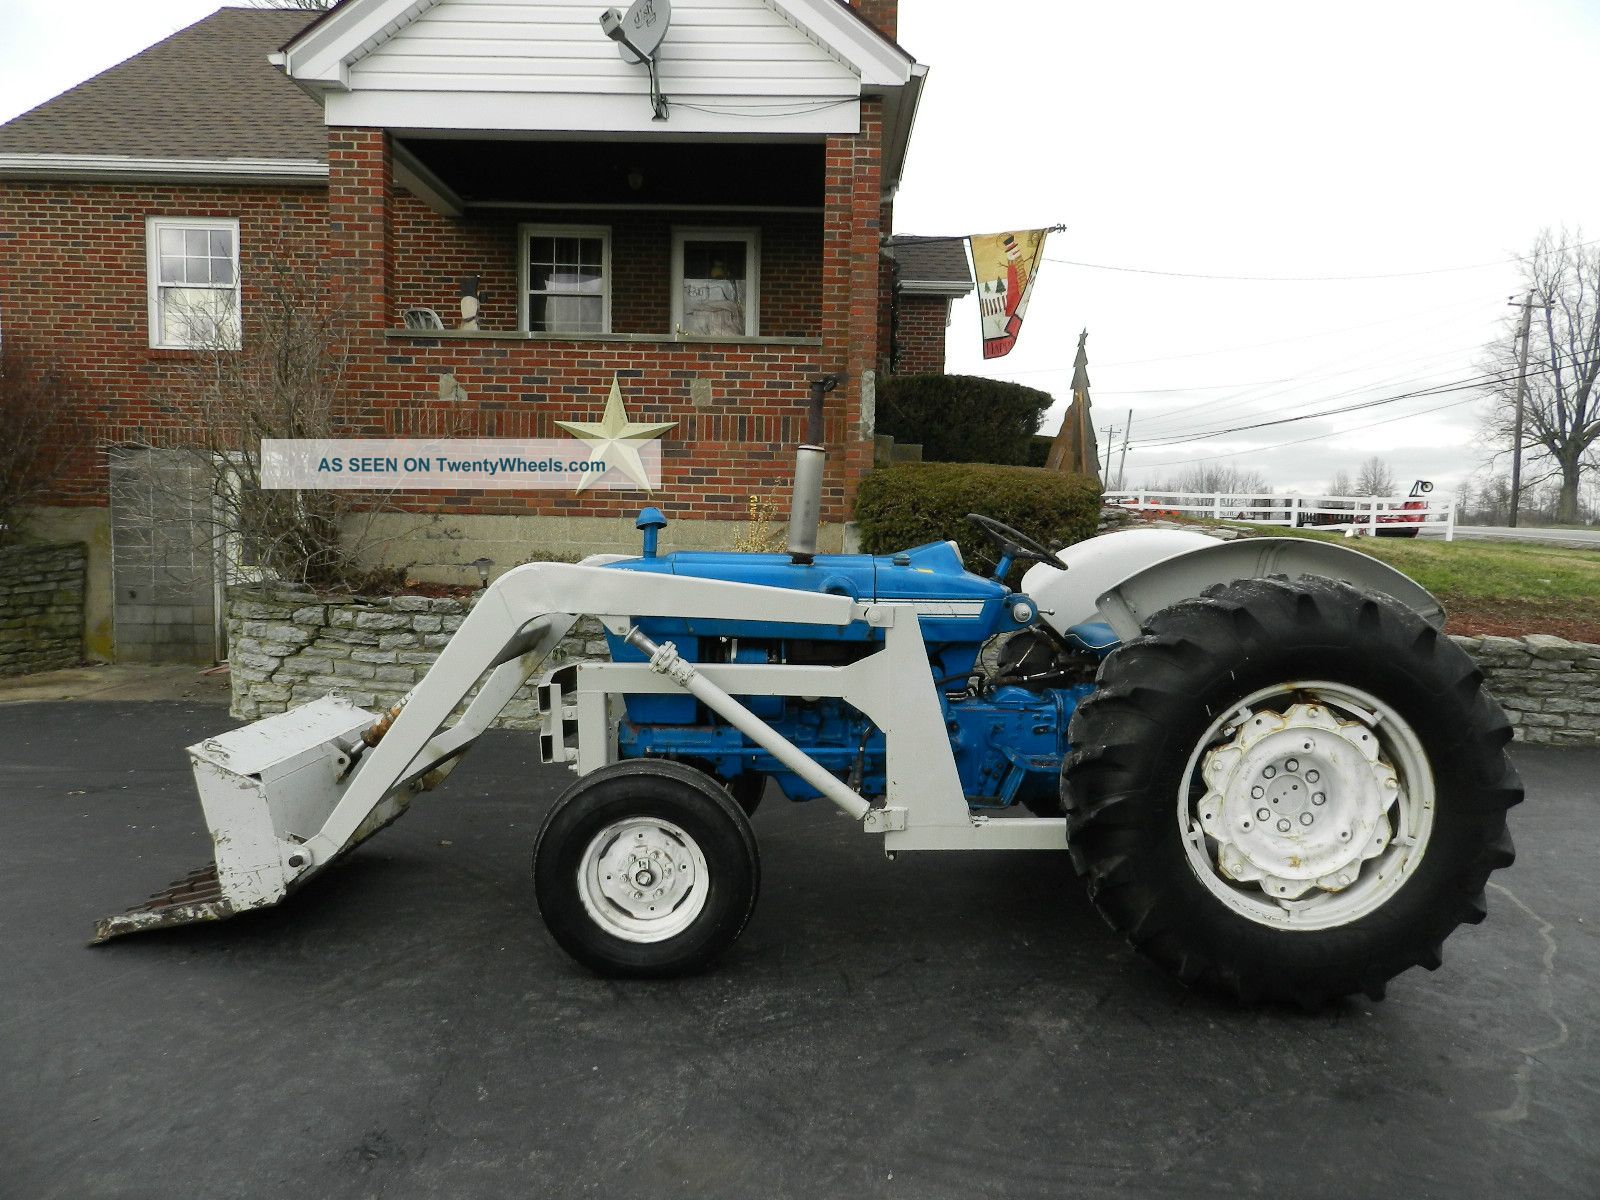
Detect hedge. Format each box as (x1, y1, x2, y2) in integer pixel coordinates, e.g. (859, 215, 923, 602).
(875, 374, 1054, 465)
(854, 462, 1102, 569)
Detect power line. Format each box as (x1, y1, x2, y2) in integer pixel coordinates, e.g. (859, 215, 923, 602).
(1132, 339, 1507, 440)
(1129, 391, 1497, 472)
(1040, 238, 1600, 283)
(1130, 366, 1555, 451)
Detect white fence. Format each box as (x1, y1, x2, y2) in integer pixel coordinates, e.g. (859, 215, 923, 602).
(1103, 490, 1457, 541)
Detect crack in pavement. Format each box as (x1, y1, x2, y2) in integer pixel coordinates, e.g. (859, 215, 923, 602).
(1482, 882, 1570, 1124)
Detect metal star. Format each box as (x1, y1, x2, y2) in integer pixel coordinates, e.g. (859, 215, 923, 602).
(555, 374, 676, 492)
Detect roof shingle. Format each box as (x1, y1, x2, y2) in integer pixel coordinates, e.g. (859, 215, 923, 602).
(0, 8, 324, 162)
(887, 236, 974, 293)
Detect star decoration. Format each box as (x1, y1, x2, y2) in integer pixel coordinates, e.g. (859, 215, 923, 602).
(555, 374, 676, 492)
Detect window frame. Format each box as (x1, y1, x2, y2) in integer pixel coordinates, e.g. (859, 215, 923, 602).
(518, 223, 612, 335)
(671, 226, 761, 339)
(145, 216, 241, 350)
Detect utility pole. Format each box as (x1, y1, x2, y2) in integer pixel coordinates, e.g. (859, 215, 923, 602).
(1508, 291, 1551, 528)
(1102, 426, 1116, 482)
(1117, 410, 1132, 490)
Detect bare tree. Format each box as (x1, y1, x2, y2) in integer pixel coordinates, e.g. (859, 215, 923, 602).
(1327, 469, 1354, 497)
(1355, 455, 1396, 496)
(1479, 228, 1600, 523)
(0, 336, 85, 543)
(117, 250, 421, 590)
(1161, 464, 1270, 494)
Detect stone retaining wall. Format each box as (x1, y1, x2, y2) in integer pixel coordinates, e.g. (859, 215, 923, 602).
(226, 585, 1600, 747)
(1450, 633, 1600, 746)
(226, 585, 608, 729)
(0, 542, 86, 676)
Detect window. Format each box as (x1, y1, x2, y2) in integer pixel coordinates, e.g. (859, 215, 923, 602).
(672, 228, 759, 338)
(520, 226, 610, 334)
(147, 217, 240, 349)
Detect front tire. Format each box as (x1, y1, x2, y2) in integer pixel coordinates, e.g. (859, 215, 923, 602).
(1062, 575, 1521, 1005)
(533, 760, 759, 978)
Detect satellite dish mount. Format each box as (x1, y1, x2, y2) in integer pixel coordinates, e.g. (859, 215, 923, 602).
(599, 0, 672, 121)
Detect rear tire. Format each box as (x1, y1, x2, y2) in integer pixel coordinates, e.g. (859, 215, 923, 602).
(533, 759, 759, 978)
(1062, 575, 1521, 1005)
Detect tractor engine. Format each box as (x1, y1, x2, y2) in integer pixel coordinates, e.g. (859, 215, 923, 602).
(602, 534, 1096, 814)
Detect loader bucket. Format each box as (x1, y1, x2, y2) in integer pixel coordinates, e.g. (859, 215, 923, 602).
(93, 695, 399, 943)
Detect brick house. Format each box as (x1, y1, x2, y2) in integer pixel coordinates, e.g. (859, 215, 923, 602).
(0, 0, 966, 664)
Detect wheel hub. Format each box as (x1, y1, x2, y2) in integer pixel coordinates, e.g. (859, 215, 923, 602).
(579, 818, 707, 940)
(1197, 701, 1397, 900)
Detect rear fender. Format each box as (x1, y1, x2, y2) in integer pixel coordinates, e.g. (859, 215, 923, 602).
(1092, 536, 1444, 640)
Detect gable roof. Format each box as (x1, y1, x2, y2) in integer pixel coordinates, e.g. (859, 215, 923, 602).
(280, 0, 913, 91)
(887, 236, 974, 297)
(0, 8, 324, 169)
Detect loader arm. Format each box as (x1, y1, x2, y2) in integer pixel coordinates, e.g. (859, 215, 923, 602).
(297, 561, 863, 873)
(93, 561, 881, 943)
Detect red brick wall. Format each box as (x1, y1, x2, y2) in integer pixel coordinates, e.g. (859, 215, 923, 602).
(0, 179, 326, 505)
(894, 294, 950, 375)
(0, 115, 883, 526)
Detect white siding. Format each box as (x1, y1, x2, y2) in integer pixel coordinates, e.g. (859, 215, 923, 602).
(349, 0, 861, 98)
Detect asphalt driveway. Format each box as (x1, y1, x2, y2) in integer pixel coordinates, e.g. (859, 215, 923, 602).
(2, 699, 1596, 1200)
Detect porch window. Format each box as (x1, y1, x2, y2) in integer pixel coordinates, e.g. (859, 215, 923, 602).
(521, 225, 610, 334)
(672, 228, 760, 338)
(146, 217, 240, 349)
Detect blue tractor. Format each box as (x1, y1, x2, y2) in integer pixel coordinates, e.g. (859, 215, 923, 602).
(99, 393, 1520, 1006)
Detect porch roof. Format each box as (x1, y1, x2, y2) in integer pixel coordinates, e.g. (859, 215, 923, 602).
(277, 0, 924, 192)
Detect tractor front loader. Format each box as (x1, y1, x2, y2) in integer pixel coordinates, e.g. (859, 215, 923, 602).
(97, 416, 1521, 1005)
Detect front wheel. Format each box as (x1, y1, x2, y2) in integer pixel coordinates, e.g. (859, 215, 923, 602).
(1063, 575, 1521, 1005)
(533, 760, 759, 978)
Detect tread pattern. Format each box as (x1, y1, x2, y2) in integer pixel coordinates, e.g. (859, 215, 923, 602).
(1062, 574, 1523, 1005)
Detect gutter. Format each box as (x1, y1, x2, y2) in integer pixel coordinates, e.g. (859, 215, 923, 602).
(0, 154, 329, 186)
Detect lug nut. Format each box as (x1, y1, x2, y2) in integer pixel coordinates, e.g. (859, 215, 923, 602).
(1251, 786, 1264, 799)
(1299, 813, 1314, 826)
(1263, 766, 1277, 778)
(1312, 792, 1326, 805)
(1257, 807, 1271, 821)
(1276, 818, 1292, 832)
(1305, 769, 1319, 783)
(1286, 758, 1299, 772)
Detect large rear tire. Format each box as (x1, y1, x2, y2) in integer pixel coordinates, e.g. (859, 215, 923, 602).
(1062, 575, 1521, 1005)
(533, 760, 759, 978)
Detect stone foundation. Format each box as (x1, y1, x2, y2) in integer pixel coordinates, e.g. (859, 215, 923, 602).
(1450, 633, 1600, 746)
(226, 584, 608, 730)
(226, 585, 1600, 747)
(0, 542, 86, 676)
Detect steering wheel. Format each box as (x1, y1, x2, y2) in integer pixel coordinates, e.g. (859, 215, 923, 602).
(965, 513, 1061, 580)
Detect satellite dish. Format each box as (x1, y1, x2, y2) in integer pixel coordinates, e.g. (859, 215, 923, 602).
(600, 0, 671, 65)
(598, 0, 672, 119)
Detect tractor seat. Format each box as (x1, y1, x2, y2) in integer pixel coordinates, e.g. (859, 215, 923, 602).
(1064, 621, 1120, 657)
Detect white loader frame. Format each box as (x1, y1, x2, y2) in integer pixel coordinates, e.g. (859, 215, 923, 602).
(285, 561, 1061, 893)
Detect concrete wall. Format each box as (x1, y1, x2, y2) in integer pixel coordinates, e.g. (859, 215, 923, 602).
(0, 541, 85, 675)
(354, 511, 854, 586)
(108, 448, 217, 665)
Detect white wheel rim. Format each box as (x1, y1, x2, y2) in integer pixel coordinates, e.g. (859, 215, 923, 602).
(1177, 681, 1435, 931)
(577, 817, 709, 943)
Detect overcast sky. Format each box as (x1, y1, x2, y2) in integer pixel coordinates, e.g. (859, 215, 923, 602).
(4, 0, 1598, 494)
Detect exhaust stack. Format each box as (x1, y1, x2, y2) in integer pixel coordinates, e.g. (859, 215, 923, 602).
(788, 375, 839, 564)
